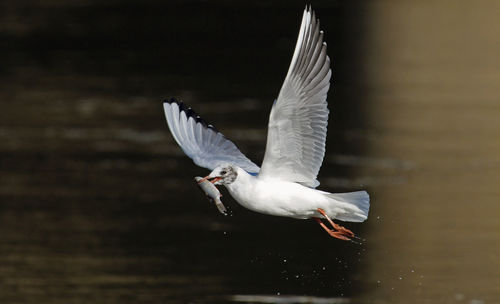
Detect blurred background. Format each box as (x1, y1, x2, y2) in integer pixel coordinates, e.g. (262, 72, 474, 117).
(1, 1, 499, 303)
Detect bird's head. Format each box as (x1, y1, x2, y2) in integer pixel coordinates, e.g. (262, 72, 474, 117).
(199, 164, 238, 186)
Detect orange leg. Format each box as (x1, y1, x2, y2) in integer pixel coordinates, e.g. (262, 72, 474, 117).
(313, 217, 351, 241)
(317, 208, 355, 238)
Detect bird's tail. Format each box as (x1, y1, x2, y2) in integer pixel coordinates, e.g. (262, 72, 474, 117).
(322, 191, 370, 222)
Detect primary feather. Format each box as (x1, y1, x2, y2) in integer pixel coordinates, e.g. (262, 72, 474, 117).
(163, 98, 260, 174)
(259, 6, 331, 188)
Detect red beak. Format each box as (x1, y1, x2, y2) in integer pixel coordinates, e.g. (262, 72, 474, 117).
(197, 176, 222, 184)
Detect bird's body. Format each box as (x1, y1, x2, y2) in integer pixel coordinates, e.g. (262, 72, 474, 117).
(226, 168, 320, 219)
(225, 167, 368, 221)
(162, 6, 370, 240)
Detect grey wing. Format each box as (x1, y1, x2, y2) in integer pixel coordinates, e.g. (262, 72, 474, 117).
(259, 6, 331, 188)
(163, 98, 260, 174)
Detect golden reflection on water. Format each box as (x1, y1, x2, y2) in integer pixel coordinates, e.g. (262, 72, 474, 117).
(357, 1, 500, 303)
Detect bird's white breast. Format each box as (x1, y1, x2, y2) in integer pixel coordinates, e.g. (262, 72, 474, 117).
(225, 173, 327, 219)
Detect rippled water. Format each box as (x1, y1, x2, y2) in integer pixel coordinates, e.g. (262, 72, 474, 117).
(1, 1, 499, 303)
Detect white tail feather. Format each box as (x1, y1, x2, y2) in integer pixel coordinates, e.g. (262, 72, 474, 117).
(323, 191, 370, 222)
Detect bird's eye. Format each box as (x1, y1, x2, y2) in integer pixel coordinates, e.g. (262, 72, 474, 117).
(220, 170, 227, 175)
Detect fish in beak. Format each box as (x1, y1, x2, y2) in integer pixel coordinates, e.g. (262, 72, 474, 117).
(194, 176, 227, 215)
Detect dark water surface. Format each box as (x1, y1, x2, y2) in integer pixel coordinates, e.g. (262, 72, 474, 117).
(1, 1, 499, 303)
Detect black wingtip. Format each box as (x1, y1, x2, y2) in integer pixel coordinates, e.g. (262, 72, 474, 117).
(163, 97, 219, 133)
(163, 97, 180, 105)
(178, 100, 188, 112)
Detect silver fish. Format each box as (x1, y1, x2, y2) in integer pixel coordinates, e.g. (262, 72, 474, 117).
(195, 176, 227, 215)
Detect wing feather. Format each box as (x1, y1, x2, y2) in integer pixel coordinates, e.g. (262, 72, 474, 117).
(259, 6, 331, 188)
(163, 98, 260, 174)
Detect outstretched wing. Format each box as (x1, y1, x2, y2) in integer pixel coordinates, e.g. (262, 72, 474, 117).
(163, 98, 260, 174)
(259, 6, 331, 188)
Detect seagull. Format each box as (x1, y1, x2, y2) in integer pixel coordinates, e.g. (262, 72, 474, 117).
(163, 6, 369, 241)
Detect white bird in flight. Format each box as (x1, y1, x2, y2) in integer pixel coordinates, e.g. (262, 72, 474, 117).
(163, 6, 369, 241)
